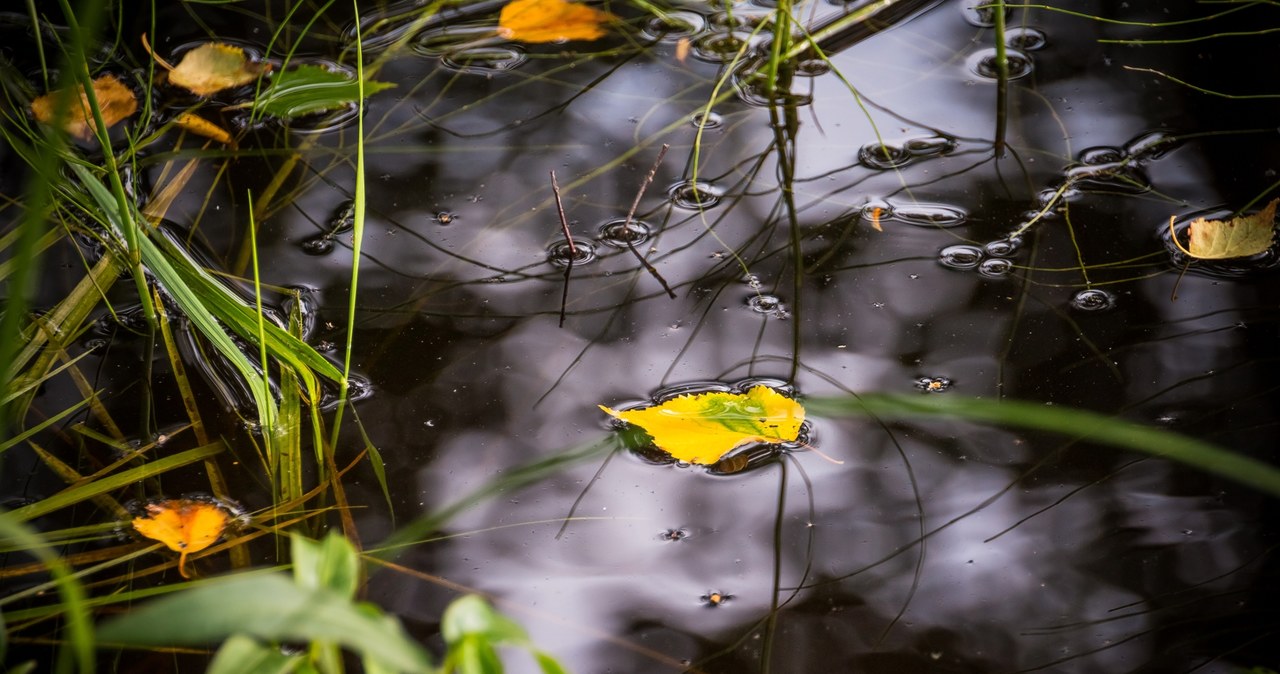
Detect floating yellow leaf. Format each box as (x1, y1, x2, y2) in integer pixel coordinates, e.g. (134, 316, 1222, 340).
(173, 111, 236, 147)
(132, 499, 230, 578)
(497, 0, 616, 44)
(599, 385, 805, 465)
(1185, 198, 1277, 260)
(167, 43, 269, 96)
(30, 74, 138, 140)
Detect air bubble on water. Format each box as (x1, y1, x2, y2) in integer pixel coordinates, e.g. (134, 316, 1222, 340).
(747, 294, 788, 318)
(440, 46, 528, 74)
(858, 142, 912, 170)
(978, 258, 1013, 278)
(1070, 288, 1117, 312)
(690, 110, 723, 129)
(895, 203, 967, 228)
(300, 235, 335, 255)
(1006, 27, 1048, 51)
(938, 245, 984, 270)
(984, 238, 1022, 257)
(669, 180, 724, 209)
(639, 11, 705, 41)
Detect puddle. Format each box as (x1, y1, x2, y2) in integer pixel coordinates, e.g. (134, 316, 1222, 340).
(3, 1, 1280, 672)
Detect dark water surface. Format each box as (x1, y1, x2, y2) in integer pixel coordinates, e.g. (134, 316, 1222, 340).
(6, 0, 1280, 671)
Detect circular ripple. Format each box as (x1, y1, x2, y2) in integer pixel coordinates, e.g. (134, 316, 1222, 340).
(598, 219, 652, 247)
(1006, 27, 1048, 51)
(441, 46, 527, 73)
(968, 48, 1033, 80)
(1070, 289, 1117, 312)
(858, 142, 912, 170)
(669, 180, 724, 209)
(546, 240, 597, 267)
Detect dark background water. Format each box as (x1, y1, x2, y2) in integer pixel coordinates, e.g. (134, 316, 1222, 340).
(4, 0, 1280, 671)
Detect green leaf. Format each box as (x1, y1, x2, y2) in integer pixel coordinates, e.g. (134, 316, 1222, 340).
(251, 65, 394, 119)
(97, 573, 432, 673)
(441, 595, 529, 647)
(208, 634, 302, 674)
(291, 532, 360, 598)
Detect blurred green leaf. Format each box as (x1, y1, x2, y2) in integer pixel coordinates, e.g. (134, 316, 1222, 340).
(291, 532, 360, 598)
(442, 595, 528, 646)
(208, 634, 301, 674)
(251, 65, 394, 119)
(97, 573, 432, 673)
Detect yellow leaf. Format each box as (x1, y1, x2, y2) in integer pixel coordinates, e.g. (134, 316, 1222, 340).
(132, 499, 230, 578)
(173, 111, 236, 147)
(497, 0, 616, 44)
(1186, 198, 1277, 260)
(30, 74, 138, 140)
(599, 385, 805, 465)
(167, 43, 269, 96)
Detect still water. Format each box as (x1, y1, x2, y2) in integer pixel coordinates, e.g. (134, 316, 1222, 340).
(7, 0, 1280, 671)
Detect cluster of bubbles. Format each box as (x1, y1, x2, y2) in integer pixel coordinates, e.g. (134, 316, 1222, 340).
(857, 135, 957, 170)
(937, 238, 1020, 278)
(300, 199, 356, 256)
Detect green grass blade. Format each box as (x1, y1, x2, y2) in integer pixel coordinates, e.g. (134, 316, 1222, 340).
(0, 514, 94, 674)
(805, 394, 1280, 496)
(8, 441, 225, 522)
(0, 399, 89, 455)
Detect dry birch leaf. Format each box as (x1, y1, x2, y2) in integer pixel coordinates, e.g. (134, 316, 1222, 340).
(30, 74, 137, 140)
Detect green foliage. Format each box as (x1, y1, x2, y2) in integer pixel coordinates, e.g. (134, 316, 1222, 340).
(441, 596, 568, 674)
(248, 65, 395, 119)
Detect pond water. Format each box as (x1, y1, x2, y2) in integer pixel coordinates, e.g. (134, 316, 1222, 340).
(4, 0, 1280, 672)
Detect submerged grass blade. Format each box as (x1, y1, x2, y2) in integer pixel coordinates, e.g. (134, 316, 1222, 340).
(8, 441, 225, 522)
(805, 394, 1280, 496)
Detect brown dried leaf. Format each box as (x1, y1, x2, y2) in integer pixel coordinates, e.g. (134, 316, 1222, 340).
(30, 74, 138, 140)
(168, 43, 269, 96)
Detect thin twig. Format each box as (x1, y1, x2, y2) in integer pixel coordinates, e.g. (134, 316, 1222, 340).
(551, 170, 575, 327)
(622, 144, 676, 299)
(550, 170, 576, 255)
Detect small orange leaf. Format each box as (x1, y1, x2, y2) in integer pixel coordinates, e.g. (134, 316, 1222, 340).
(167, 43, 269, 96)
(173, 111, 236, 147)
(869, 206, 883, 232)
(600, 385, 805, 465)
(30, 74, 138, 140)
(132, 499, 230, 578)
(497, 0, 616, 44)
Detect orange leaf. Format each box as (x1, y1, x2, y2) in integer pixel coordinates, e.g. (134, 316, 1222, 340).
(132, 499, 229, 578)
(30, 74, 137, 140)
(497, 0, 616, 44)
(173, 111, 236, 147)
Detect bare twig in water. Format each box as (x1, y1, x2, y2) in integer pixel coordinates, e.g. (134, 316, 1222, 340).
(622, 144, 676, 299)
(550, 170, 576, 255)
(551, 170, 575, 327)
